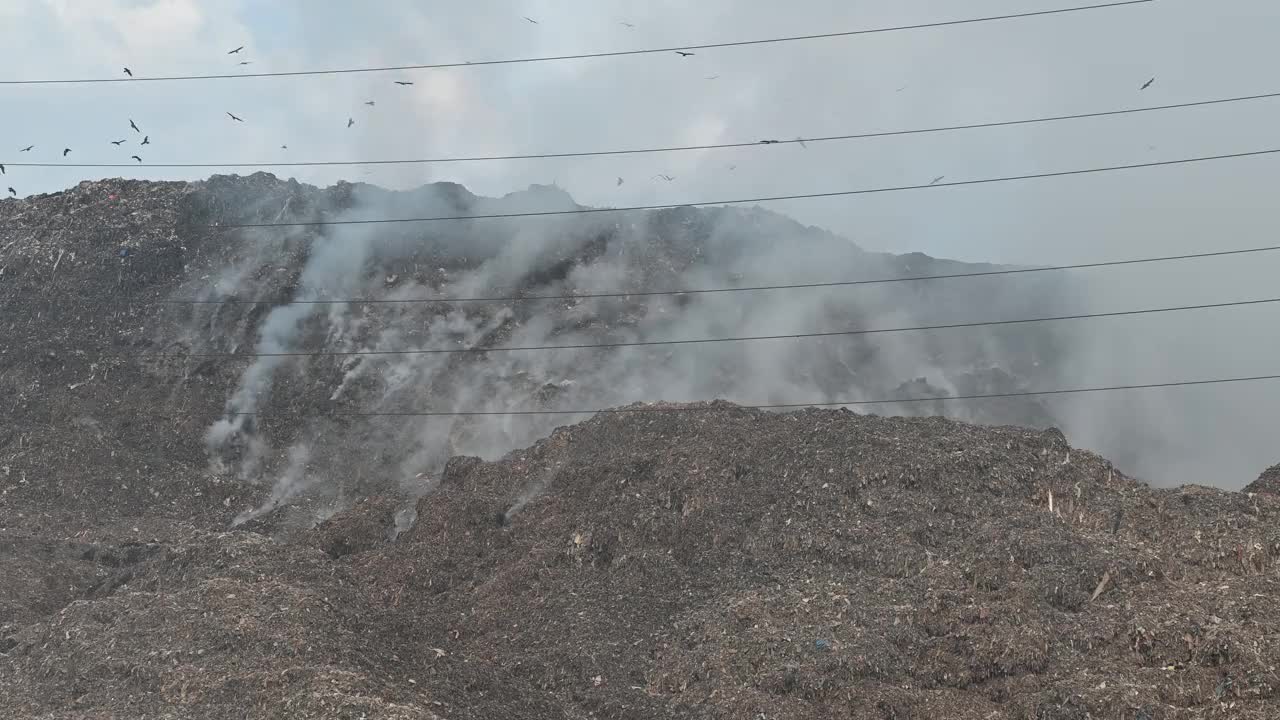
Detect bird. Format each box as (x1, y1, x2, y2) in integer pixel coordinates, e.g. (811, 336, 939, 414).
(280, 145, 288, 150)
(395, 80, 414, 86)
(238, 61, 252, 66)
(6, 187, 14, 197)
(141, 136, 150, 145)
(347, 118, 355, 128)
(111, 139, 126, 146)
(758, 139, 779, 144)
(364, 101, 375, 106)
(1141, 77, 1155, 90)
(20, 145, 33, 152)
(523, 16, 538, 24)
(620, 21, 635, 28)
(123, 67, 132, 77)
(0, 164, 4, 174)
(228, 46, 244, 54)
(131, 155, 143, 163)
(129, 119, 140, 133)
(796, 137, 808, 149)
(727, 164, 737, 171)
(705, 75, 719, 80)
(930, 175, 945, 185)
(617, 177, 624, 186)
(63, 148, 71, 156)
(896, 85, 907, 92)
(227, 112, 244, 122)
(652, 174, 675, 182)
(676, 51, 694, 57)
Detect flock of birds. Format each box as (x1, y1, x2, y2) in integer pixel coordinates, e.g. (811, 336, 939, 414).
(0, 22, 1160, 201)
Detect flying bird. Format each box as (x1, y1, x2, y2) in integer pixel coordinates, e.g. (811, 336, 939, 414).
(238, 61, 252, 66)
(0, 164, 4, 174)
(620, 21, 635, 28)
(1141, 77, 1155, 90)
(63, 148, 71, 156)
(226, 112, 244, 122)
(705, 75, 719, 80)
(676, 51, 694, 57)
(20, 145, 33, 152)
(523, 16, 538, 24)
(617, 177, 624, 186)
(652, 174, 675, 182)
(131, 155, 143, 163)
(347, 118, 355, 128)
(123, 67, 132, 77)
(228, 46, 244, 54)
(364, 101, 375, 106)
(930, 175, 945, 185)
(281, 145, 287, 150)
(797, 137, 808, 149)
(7, 187, 14, 197)
(111, 139, 126, 146)
(141, 136, 150, 145)
(129, 119, 140, 133)
(395, 80, 414, 86)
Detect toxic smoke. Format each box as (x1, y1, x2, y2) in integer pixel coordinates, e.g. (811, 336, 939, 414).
(193, 175, 1271, 528)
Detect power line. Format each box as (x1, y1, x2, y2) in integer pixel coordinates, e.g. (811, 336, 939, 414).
(209, 146, 1280, 229)
(1, 2, 1152, 86)
(224, 373, 1280, 418)
(58, 244, 1280, 307)
(9, 87, 1273, 169)
(118, 296, 1280, 359)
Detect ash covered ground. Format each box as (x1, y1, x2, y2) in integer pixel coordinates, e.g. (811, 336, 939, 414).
(2, 175, 1278, 718)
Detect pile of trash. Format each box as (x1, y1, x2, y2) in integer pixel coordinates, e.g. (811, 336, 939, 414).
(3, 404, 1279, 718)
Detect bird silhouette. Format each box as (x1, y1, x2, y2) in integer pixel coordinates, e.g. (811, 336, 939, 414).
(395, 80, 414, 86)
(6, 187, 14, 197)
(758, 139, 780, 144)
(123, 67, 132, 77)
(141, 136, 150, 145)
(129, 119, 140, 133)
(1141, 77, 1155, 90)
(797, 137, 808, 149)
(347, 118, 355, 128)
(131, 155, 143, 163)
(652, 174, 675, 182)
(238, 61, 252, 66)
(0, 164, 4, 174)
(20, 145, 33, 152)
(111, 139, 126, 146)
(63, 148, 71, 156)
(228, 46, 244, 54)
(620, 21, 635, 28)
(280, 145, 288, 150)
(930, 175, 945, 185)
(617, 177, 624, 186)
(676, 51, 694, 57)
(226, 112, 244, 122)
(705, 75, 719, 80)
(364, 101, 376, 106)
(523, 16, 538, 24)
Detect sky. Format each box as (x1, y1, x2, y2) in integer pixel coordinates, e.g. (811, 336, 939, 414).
(4, 0, 1280, 487)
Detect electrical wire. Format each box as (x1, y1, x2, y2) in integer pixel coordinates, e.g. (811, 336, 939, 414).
(8, 87, 1273, 169)
(114, 295, 1280, 359)
(97, 244, 1280, 306)
(223, 373, 1280, 418)
(0, 2, 1153, 86)
(206, 146, 1280, 229)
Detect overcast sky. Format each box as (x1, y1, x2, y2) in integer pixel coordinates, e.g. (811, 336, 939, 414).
(4, 0, 1280, 485)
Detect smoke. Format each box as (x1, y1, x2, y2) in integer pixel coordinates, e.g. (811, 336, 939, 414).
(193, 172, 1270, 526)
